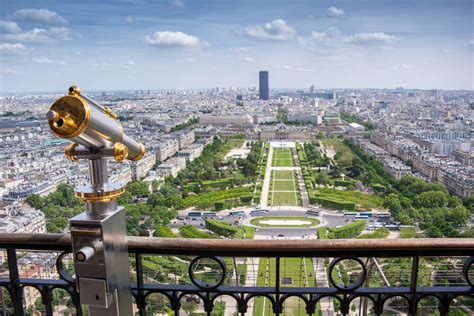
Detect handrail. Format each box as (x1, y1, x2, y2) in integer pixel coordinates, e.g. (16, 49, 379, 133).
(0, 233, 472, 256)
(0, 233, 472, 315)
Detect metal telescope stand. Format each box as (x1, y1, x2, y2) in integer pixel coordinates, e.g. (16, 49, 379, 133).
(69, 149, 133, 316)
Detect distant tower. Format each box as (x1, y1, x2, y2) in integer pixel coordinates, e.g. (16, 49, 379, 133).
(310, 85, 315, 93)
(259, 71, 269, 100)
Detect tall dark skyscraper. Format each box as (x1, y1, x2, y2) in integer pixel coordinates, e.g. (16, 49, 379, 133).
(259, 71, 269, 100)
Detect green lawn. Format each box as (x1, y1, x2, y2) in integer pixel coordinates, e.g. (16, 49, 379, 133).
(269, 191, 299, 206)
(250, 216, 320, 227)
(321, 138, 354, 167)
(273, 180, 296, 191)
(272, 148, 295, 167)
(273, 170, 295, 180)
(269, 170, 300, 206)
(272, 158, 295, 167)
(253, 258, 317, 316)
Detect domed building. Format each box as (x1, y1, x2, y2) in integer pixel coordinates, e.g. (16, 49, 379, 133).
(258, 123, 313, 141)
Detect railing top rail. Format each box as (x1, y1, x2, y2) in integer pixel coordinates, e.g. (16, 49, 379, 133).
(0, 233, 472, 257)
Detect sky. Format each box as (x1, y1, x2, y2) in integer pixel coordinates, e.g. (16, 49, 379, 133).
(0, 0, 473, 92)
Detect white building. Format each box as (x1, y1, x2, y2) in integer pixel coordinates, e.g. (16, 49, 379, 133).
(131, 152, 156, 180)
(177, 143, 204, 162)
(175, 129, 195, 149)
(199, 114, 253, 125)
(156, 139, 180, 162)
(156, 157, 186, 178)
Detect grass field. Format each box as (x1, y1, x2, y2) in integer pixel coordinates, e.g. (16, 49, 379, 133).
(253, 258, 317, 316)
(273, 180, 296, 191)
(272, 148, 295, 167)
(268, 170, 301, 206)
(321, 138, 354, 168)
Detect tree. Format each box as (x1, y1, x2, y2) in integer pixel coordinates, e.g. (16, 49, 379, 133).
(314, 172, 330, 185)
(414, 191, 448, 209)
(181, 296, 199, 315)
(446, 205, 470, 227)
(329, 165, 341, 178)
(25, 194, 43, 209)
(425, 225, 443, 238)
(128, 181, 149, 198)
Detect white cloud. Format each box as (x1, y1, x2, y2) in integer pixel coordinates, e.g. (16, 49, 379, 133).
(48, 27, 76, 40)
(297, 27, 343, 51)
(243, 19, 295, 41)
(0, 26, 77, 43)
(327, 7, 345, 17)
(145, 31, 200, 47)
(127, 60, 135, 65)
(0, 21, 22, 34)
(172, 0, 185, 7)
(12, 8, 68, 25)
(0, 43, 25, 51)
(244, 56, 255, 63)
(346, 32, 400, 44)
(234, 47, 249, 53)
(281, 65, 315, 72)
(389, 64, 416, 71)
(32, 57, 53, 64)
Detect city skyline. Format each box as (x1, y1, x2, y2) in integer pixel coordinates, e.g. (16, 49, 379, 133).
(0, 0, 473, 93)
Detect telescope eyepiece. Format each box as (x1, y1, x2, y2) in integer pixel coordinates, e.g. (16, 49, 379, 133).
(68, 85, 81, 96)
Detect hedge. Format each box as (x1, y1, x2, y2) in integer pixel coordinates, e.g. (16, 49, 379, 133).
(154, 225, 177, 238)
(179, 225, 214, 238)
(310, 196, 356, 211)
(240, 195, 253, 203)
(236, 226, 255, 239)
(328, 220, 365, 238)
(317, 227, 328, 239)
(201, 179, 230, 190)
(334, 179, 355, 188)
(214, 201, 225, 211)
(370, 183, 386, 193)
(205, 219, 238, 237)
(357, 228, 389, 239)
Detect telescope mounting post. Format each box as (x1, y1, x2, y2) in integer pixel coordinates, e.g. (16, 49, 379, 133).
(69, 147, 133, 316)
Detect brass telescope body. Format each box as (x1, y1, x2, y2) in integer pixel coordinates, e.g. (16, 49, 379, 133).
(47, 85, 145, 162)
(46, 85, 145, 204)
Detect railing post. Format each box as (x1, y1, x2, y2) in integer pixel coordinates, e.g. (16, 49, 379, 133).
(275, 256, 280, 316)
(6, 248, 24, 316)
(134, 253, 147, 316)
(409, 256, 419, 315)
(42, 286, 53, 316)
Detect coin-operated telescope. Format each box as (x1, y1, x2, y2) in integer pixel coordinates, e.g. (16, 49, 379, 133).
(47, 85, 145, 316)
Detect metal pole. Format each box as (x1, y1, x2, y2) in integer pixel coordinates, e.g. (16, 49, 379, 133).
(70, 157, 133, 316)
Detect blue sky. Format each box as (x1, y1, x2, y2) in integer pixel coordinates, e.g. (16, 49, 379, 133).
(0, 0, 472, 92)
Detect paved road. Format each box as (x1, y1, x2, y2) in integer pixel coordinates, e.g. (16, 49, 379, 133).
(292, 146, 309, 208)
(260, 146, 274, 208)
(313, 258, 335, 315)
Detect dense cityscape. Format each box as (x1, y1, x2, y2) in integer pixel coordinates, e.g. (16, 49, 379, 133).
(0, 0, 473, 315)
(0, 70, 473, 314)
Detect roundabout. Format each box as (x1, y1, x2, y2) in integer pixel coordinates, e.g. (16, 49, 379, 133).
(249, 216, 320, 228)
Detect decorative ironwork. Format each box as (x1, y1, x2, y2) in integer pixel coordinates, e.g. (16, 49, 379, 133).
(0, 233, 472, 315)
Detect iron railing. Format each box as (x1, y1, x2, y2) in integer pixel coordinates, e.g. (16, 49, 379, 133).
(0, 233, 472, 315)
